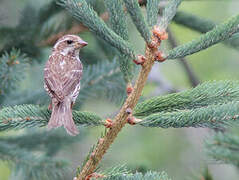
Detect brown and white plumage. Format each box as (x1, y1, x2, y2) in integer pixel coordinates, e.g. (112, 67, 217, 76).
(44, 35, 87, 136)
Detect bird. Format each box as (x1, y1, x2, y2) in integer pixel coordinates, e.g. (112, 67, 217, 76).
(44, 34, 88, 136)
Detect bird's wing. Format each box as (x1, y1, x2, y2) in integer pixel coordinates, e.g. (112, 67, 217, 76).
(44, 55, 83, 102)
(61, 60, 83, 97)
(44, 61, 64, 101)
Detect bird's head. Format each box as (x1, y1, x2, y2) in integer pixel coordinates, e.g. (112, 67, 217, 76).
(53, 34, 88, 56)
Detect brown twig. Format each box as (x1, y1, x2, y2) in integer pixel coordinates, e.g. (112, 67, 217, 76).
(167, 28, 200, 87)
(77, 46, 155, 180)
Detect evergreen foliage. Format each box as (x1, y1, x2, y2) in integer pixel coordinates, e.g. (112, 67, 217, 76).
(123, 0, 151, 43)
(158, 0, 182, 30)
(58, 0, 136, 60)
(174, 11, 216, 34)
(0, 49, 28, 103)
(0, 141, 67, 180)
(167, 14, 239, 59)
(1, 0, 239, 179)
(104, 0, 134, 82)
(77, 58, 126, 105)
(3, 59, 125, 107)
(103, 171, 170, 180)
(146, 0, 160, 28)
(139, 101, 239, 129)
(173, 11, 239, 49)
(134, 81, 239, 116)
(205, 132, 239, 168)
(0, 105, 102, 131)
(0, 129, 83, 156)
(99, 164, 130, 178)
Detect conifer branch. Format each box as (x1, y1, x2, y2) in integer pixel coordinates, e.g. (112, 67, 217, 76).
(146, 0, 160, 28)
(103, 171, 170, 180)
(77, 0, 181, 178)
(173, 11, 239, 49)
(0, 141, 67, 180)
(205, 132, 239, 167)
(3, 90, 48, 106)
(105, 0, 134, 82)
(78, 58, 126, 105)
(0, 130, 82, 156)
(123, 0, 151, 43)
(98, 164, 130, 178)
(0, 105, 102, 131)
(77, 46, 156, 180)
(4, 59, 124, 106)
(58, 0, 136, 59)
(167, 14, 239, 59)
(158, 0, 182, 30)
(139, 102, 239, 129)
(105, 0, 128, 41)
(173, 11, 216, 34)
(134, 81, 239, 117)
(0, 49, 28, 103)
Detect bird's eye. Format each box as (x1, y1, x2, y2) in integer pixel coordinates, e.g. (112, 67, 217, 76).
(66, 40, 73, 44)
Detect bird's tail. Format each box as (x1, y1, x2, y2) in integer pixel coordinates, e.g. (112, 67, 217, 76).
(48, 98, 79, 136)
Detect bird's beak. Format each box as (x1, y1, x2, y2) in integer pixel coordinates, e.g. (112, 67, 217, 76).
(79, 40, 88, 47)
(75, 40, 88, 49)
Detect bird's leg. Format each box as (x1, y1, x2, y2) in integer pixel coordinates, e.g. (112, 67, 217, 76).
(126, 108, 142, 125)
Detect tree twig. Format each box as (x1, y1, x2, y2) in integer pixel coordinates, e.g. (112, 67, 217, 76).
(77, 47, 155, 180)
(167, 28, 200, 87)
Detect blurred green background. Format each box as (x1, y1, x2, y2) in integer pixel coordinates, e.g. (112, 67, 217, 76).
(1, 0, 239, 179)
